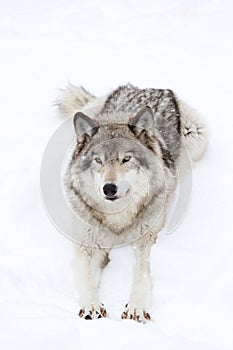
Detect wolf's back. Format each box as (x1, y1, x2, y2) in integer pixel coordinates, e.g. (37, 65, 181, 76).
(58, 83, 207, 164)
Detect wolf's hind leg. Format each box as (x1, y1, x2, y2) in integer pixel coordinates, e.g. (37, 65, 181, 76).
(122, 232, 157, 323)
(178, 99, 208, 163)
(73, 244, 109, 320)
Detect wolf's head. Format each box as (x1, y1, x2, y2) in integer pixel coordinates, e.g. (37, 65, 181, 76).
(67, 107, 167, 230)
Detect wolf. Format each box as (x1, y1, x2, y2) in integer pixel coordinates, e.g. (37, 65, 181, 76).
(58, 83, 207, 322)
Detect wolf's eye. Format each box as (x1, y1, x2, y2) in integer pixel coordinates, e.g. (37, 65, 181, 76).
(122, 156, 131, 163)
(94, 158, 102, 164)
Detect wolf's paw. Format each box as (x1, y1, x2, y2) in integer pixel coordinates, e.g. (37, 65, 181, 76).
(78, 303, 107, 320)
(121, 303, 151, 323)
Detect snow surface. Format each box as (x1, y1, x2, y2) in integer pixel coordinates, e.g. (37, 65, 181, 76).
(1, 0, 233, 349)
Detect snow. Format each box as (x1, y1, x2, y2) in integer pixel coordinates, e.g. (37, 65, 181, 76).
(0, 0, 233, 349)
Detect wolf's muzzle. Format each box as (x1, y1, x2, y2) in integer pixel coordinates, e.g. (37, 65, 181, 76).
(103, 183, 118, 200)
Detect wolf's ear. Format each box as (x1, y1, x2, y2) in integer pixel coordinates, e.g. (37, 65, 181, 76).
(129, 106, 154, 135)
(73, 112, 99, 138)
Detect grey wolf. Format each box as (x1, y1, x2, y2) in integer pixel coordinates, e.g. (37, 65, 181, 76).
(58, 83, 207, 322)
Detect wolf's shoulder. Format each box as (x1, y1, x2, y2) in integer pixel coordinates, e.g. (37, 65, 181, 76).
(100, 84, 181, 160)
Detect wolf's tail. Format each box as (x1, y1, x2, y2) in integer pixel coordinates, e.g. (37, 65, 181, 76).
(57, 84, 96, 117)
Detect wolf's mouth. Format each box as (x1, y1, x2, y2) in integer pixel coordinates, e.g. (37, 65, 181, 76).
(105, 196, 118, 201)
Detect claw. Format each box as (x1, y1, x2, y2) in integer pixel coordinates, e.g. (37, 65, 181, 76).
(79, 309, 84, 317)
(121, 304, 151, 323)
(143, 311, 151, 320)
(100, 307, 107, 317)
(121, 311, 128, 319)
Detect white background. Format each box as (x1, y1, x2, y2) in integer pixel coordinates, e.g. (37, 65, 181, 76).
(0, 1, 233, 349)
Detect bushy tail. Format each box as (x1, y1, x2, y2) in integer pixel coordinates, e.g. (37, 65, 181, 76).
(57, 84, 96, 117)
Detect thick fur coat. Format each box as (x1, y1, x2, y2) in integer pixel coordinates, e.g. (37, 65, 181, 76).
(58, 83, 207, 322)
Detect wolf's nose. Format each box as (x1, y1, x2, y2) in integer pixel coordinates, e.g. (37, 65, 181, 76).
(103, 183, 118, 198)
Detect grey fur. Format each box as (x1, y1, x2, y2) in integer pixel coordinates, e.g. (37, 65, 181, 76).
(58, 83, 208, 322)
(100, 84, 181, 160)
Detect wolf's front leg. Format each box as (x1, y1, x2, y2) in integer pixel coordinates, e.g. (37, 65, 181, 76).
(73, 244, 109, 320)
(122, 232, 157, 323)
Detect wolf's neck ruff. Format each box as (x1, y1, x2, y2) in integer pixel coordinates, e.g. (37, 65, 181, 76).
(68, 174, 167, 235)
(66, 130, 170, 235)
(69, 170, 150, 232)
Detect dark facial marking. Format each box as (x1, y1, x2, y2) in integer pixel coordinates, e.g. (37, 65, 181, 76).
(79, 156, 92, 172)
